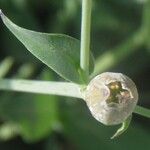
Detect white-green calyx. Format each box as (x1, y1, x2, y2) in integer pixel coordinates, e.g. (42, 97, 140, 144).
(84, 72, 138, 125)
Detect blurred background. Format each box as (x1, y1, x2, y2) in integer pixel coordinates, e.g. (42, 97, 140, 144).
(0, 0, 150, 149)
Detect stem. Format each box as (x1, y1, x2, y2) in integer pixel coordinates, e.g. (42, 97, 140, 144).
(80, 0, 92, 76)
(0, 79, 82, 99)
(134, 105, 150, 118)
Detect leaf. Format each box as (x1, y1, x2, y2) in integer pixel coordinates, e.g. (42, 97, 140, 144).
(111, 115, 132, 139)
(0, 10, 94, 83)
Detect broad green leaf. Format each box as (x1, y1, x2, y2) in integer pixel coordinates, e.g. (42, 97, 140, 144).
(0, 10, 94, 83)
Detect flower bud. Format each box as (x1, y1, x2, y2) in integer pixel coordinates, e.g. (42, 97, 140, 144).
(85, 72, 138, 125)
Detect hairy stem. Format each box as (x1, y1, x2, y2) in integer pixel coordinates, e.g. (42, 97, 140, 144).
(80, 0, 92, 76)
(0, 79, 82, 99)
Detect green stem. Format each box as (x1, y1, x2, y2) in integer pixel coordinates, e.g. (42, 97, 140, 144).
(0, 79, 82, 99)
(80, 0, 92, 76)
(134, 105, 150, 118)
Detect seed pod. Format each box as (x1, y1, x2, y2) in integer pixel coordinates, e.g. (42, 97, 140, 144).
(85, 72, 138, 125)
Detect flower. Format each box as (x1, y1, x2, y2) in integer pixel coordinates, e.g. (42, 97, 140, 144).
(85, 72, 138, 125)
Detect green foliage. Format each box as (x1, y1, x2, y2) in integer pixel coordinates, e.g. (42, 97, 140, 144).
(0, 69, 59, 142)
(0, 12, 94, 83)
(0, 0, 150, 149)
(61, 100, 150, 150)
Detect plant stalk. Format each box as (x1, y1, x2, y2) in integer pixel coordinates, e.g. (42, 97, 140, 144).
(134, 105, 150, 118)
(0, 79, 82, 99)
(80, 0, 92, 76)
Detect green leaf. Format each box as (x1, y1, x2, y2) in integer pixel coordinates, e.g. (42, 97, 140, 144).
(0, 10, 94, 83)
(111, 115, 132, 139)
